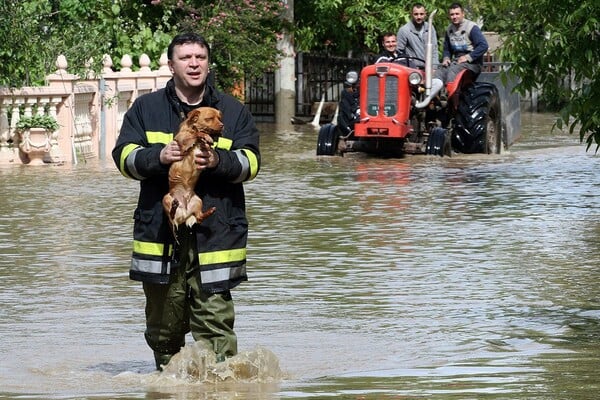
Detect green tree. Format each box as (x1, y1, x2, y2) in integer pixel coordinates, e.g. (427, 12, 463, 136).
(0, 0, 286, 93)
(153, 0, 287, 92)
(0, 0, 111, 86)
(294, 0, 453, 56)
(493, 0, 600, 150)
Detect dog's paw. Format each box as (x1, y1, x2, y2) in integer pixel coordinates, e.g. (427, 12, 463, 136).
(185, 215, 197, 228)
(169, 198, 180, 220)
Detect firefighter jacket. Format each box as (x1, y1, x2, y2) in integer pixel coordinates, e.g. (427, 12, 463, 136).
(112, 79, 260, 293)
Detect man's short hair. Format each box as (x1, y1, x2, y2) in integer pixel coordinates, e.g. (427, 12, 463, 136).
(167, 33, 211, 60)
(449, 2, 463, 11)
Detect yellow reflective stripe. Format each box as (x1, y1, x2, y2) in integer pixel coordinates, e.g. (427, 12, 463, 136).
(215, 137, 233, 150)
(147, 131, 173, 144)
(241, 149, 259, 180)
(133, 240, 173, 257)
(119, 143, 141, 177)
(198, 248, 246, 265)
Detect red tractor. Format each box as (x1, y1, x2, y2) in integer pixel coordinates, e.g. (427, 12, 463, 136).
(317, 19, 520, 157)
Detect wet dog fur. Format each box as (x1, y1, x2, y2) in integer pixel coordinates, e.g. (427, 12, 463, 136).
(162, 107, 223, 240)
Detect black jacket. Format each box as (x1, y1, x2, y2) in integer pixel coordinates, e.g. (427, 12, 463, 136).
(337, 88, 359, 135)
(112, 79, 260, 292)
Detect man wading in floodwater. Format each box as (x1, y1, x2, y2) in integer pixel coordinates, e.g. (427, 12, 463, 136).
(112, 33, 260, 370)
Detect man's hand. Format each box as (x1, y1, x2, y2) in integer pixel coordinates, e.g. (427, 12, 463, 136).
(457, 55, 469, 64)
(194, 140, 219, 170)
(160, 141, 183, 164)
(442, 58, 451, 67)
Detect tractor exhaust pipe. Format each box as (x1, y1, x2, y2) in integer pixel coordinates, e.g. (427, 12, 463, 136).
(416, 9, 440, 109)
(424, 9, 437, 93)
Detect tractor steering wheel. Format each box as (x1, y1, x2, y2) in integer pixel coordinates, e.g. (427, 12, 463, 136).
(392, 55, 427, 68)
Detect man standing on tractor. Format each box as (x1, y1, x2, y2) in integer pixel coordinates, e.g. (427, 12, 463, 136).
(396, 3, 438, 69)
(427, 2, 488, 99)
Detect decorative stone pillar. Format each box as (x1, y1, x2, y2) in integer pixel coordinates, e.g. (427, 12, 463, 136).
(0, 100, 15, 163)
(120, 55, 133, 73)
(10, 98, 23, 137)
(157, 53, 172, 88)
(46, 96, 65, 163)
(24, 97, 36, 119)
(47, 55, 78, 165)
(139, 54, 151, 72)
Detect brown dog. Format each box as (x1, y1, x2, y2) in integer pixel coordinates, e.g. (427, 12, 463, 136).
(162, 107, 223, 239)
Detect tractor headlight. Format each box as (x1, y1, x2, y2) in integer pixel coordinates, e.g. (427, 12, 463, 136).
(408, 72, 422, 85)
(345, 70, 359, 86)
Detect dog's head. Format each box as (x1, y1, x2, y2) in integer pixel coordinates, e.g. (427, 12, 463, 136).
(185, 107, 224, 139)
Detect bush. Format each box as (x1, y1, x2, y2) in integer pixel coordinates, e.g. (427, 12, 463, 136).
(15, 115, 60, 132)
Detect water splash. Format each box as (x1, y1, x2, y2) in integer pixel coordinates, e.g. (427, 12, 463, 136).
(150, 342, 285, 385)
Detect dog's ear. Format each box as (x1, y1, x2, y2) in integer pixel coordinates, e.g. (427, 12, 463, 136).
(186, 109, 203, 134)
(187, 109, 200, 125)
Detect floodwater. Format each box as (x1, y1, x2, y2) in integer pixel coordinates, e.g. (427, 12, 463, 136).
(1, 112, 599, 399)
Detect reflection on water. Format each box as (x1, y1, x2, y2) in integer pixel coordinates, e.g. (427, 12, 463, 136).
(1, 112, 599, 399)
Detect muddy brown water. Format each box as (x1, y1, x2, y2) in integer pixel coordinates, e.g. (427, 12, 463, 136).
(1, 112, 599, 399)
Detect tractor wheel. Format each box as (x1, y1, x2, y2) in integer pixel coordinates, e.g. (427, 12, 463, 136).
(426, 127, 451, 157)
(452, 82, 502, 154)
(316, 123, 340, 156)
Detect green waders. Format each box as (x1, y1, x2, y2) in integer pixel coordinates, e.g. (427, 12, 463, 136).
(142, 229, 237, 370)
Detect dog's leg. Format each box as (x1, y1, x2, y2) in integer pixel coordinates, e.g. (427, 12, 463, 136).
(163, 193, 181, 242)
(185, 195, 216, 227)
(162, 194, 176, 224)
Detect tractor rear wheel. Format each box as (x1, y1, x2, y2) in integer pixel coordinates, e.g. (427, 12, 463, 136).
(452, 82, 502, 154)
(316, 123, 340, 156)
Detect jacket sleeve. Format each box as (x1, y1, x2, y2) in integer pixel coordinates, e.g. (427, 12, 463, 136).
(111, 98, 170, 181)
(205, 103, 260, 184)
(432, 26, 440, 66)
(467, 26, 489, 63)
(396, 26, 408, 54)
(442, 31, 452, 62)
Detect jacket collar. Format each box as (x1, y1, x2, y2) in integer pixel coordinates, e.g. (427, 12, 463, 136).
(165, 78, 221, 121)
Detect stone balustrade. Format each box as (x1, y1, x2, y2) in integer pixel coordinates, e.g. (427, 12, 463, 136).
(0, 53, 172, 165)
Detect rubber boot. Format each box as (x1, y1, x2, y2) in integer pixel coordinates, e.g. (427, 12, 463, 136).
(154, 351, 174, 371)
(416, 78, 444, 108)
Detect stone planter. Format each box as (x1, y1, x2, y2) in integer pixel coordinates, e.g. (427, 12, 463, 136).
(18, 127, 52, 165)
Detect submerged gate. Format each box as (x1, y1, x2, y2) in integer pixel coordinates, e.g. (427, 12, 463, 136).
(244, 53, 366, 122)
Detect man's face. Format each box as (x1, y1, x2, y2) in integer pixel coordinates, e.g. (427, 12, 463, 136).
(411, 6, 427, 26)
(168, 42, 210, 90)
(382, 35, 397, 52)
(448, 6, 464, 26)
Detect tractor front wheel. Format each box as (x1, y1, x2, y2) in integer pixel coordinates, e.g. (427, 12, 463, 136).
(426, 127, 451, 157)
(316, 123, 340, 156)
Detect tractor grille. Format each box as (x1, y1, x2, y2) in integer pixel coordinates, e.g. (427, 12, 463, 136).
(366, 74, 398, 117)
(367, 76, 379, 116)
(385, 76, 398, 115)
